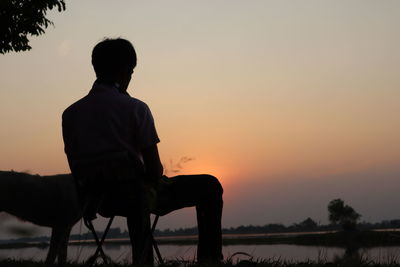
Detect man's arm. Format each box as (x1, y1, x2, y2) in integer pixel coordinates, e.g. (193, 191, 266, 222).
(142, 144, 163, 184)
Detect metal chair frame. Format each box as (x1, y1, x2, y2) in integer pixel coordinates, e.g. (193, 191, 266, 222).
(71, 151, 164, 266)
(83, 214, 164, 266)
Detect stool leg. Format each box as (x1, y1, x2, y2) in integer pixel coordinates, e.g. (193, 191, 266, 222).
(97, 216, 114, 263)
(84, 217, 114, 265)
(151, 216, 164, 264)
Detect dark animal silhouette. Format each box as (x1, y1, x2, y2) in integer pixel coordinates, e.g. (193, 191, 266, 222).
(0, 171, 82, 264)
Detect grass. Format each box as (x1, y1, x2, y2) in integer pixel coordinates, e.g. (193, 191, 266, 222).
(1, 249, 400, 267)
(2, 231, 400, 266)
(2, 258, 400, 267)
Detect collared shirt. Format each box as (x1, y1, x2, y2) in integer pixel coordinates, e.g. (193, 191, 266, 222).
(62, 82, 160, 168)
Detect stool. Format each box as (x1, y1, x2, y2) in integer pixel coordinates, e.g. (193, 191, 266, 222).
(70, 151, 164, 266)
(84, 215, 163, 266)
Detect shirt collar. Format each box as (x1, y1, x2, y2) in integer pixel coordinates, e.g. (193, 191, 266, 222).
(89, 80, 120, 95)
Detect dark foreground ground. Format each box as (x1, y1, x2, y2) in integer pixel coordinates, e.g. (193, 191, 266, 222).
(1, 231, 400, 267)
(2, 258, 400, 267)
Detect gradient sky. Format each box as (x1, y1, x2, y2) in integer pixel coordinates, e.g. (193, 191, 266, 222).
(1, 1, 400, 238)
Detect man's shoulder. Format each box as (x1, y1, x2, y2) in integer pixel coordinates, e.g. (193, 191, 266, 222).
(125, 96, 155, 120)
(62, 92, 151, 119)
(62, 96, 89, 119)
(126, 96, 149, 109)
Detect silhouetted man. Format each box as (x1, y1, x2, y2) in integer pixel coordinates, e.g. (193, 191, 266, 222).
(62, 38, 223, 265)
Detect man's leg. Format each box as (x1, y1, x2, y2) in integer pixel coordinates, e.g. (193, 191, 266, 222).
(155, 174, 223, 263)
(126, 188, 154, 267)
(127, 213, 154, 266)
(106, 183, 154, 266)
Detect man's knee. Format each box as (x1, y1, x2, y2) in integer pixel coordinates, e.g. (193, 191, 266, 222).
(202, 175, 223, 196)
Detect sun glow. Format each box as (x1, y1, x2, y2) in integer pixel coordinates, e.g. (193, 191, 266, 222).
(163, 157, 233, 188)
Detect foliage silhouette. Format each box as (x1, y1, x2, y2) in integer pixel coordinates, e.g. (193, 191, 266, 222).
(295, 217, 318, 231)
(0, 0, 66, 54)
(328, 199, 361, 231)
(163, 156, 195, 176)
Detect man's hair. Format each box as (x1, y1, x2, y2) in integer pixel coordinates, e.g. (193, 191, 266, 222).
(91, 38, 137, 81)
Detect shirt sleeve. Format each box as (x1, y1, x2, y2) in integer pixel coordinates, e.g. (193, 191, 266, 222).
(133, 100, 160, 149)
(62, 108, 72, 156)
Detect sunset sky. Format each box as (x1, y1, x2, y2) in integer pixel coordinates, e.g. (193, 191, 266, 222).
(0, 1, 399, 237)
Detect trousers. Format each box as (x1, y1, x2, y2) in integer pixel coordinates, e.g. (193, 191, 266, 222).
(154, 175, 223, 263)
(100, 174, 223, 265)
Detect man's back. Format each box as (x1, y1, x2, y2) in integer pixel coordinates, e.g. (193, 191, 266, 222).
(62, 82, 159, 166)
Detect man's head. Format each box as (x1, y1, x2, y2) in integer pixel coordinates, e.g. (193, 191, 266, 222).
(92, 38, 136, 92)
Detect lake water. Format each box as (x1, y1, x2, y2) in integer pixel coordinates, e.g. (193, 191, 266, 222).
(1, 244, 400, 264)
